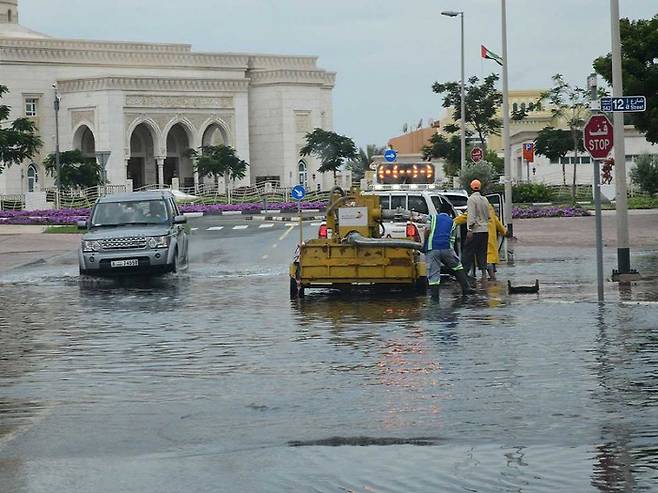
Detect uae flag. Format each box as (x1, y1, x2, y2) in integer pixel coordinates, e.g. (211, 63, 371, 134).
(481, 45, 503, 66)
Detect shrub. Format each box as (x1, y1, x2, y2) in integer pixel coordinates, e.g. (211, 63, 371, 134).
(630, 154, 658, 194)
(459, 161, 495, 192)
(512, 183, 555, 203)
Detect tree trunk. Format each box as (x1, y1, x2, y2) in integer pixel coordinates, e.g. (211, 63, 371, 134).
(562, 163, 566, 186)
(571, 128, 578, 200)
(333, 169, 337, 188)
(224, 172, 230, 204)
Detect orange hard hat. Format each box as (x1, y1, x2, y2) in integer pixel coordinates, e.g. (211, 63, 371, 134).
(470, 179, 481, 191)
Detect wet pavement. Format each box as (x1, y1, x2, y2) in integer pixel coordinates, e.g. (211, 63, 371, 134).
(0, 219, 657, 492)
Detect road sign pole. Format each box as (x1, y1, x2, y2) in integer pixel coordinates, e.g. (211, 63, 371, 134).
(593, 159, 605, 302)
(299, 200, 303, 252)
(610, 0, 632, 277)
(501, 0, 513, 260)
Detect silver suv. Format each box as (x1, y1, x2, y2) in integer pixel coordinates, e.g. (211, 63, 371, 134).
(78, 191, 189, 276)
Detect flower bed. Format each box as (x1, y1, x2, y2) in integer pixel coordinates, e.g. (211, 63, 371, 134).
(0, 201, 329, 225)
(513, 206, 590, 219)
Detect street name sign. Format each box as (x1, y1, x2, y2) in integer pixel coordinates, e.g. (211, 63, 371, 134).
(600, 96, 646, 113)
(584, 114, 614, 160)
(291, 185, 306, 201)
(384, 149, 398, 162)
(470, 147, 483, 163)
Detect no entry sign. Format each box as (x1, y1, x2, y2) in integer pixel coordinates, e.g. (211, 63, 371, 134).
(584, 114, 614, 160)
(470, 147, 483, 163)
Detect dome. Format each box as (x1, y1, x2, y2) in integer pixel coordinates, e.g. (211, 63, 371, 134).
(0, 0, 49, 39)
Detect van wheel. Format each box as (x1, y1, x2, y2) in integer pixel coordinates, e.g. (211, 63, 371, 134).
(170, 250, 178, 274)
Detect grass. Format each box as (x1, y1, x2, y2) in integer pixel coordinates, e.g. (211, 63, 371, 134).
(45, 225, 82, 234)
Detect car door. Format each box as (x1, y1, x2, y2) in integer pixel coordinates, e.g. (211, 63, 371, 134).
(169, 197, 188, 263)
(486, 193, 506, 260)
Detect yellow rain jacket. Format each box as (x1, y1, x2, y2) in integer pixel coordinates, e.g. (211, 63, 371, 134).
(454, 204, 508, 264)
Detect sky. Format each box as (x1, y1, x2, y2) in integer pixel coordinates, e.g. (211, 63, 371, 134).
(19, 0, 658, 149)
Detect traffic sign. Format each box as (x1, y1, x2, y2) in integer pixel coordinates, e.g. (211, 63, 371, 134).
(601, 96, 646, 113)
(584, 114, 614, 160)
(291, 185, 306, 201)
(384, 149, 398, 162)
(470, 147, 484, 163)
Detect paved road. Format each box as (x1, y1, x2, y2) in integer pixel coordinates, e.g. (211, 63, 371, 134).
(0, 217, 657, 492)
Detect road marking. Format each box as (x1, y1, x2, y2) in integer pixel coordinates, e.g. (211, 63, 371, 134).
(310, 222, 322, 227)
(222, 211, 243, 216)
(207, 226, 224, 231)
(259, 223, 275, 229)
(272, 243, 278, 249)
(284, 223, 299, 227)
(232, 225, 249, 230)
(261, 254, 269, 260)
(279, 226, 295, 241)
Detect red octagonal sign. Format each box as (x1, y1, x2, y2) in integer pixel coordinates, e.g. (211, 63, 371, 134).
(584, 114, 614, 160)
(471, 147, 484, 163)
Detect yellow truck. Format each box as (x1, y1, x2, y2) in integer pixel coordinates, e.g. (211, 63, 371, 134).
(289, 188, 427, 298)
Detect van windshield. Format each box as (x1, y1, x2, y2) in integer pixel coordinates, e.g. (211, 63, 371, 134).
(91, 200, 170, 227)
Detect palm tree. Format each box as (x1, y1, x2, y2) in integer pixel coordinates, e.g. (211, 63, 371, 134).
(347, 144, 386, 181)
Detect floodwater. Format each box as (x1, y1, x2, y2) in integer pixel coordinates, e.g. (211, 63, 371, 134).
(0, 227, 657, 492)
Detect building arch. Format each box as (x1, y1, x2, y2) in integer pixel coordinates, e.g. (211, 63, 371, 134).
(128, 122, 159, 189)
(165, 122, 195, 188)
(26, 163, 38, 193)
(199, 118, 232, 148)
(72, 124, 96, 158)
(161, 117, 195, 154)
(298, 160, 308, 187)
(126, 117, 161, 156)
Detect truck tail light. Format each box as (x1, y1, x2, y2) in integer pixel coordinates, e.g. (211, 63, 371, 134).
(318, 223, 328, 239)
(406, 223, 420, 242)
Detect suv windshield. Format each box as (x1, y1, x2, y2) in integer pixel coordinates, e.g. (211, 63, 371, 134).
(91, 200, 170, 227)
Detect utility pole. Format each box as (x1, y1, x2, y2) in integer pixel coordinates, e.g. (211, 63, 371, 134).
(610, 0, 634, 278)
(441, 10, 466, 169)
(501, 0, 513, 257)
(53, 84, 61, 209)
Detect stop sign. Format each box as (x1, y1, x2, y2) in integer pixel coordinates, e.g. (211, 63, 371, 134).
(471, 147, 484, 163)
(584, 115, 614, 159)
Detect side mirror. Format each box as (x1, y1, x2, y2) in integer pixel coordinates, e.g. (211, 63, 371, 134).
(174, 215, 187, 225)
(77, 220, 88, 230)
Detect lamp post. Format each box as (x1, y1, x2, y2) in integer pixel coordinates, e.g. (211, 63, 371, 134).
(53, 84, 61, 208)
(441, 10, 465, 170)
(501, 0, 513, 257)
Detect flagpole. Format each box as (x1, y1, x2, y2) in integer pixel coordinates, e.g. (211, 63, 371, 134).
(501, 0, 513, 258)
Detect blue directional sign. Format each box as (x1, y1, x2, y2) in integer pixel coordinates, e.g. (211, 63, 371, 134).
(601, 96, 646, 113)
(384, 149, 398, 162)
(291, 185, 306, 201)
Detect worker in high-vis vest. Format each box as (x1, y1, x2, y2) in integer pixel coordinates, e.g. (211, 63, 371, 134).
(424, 212, 476, 299)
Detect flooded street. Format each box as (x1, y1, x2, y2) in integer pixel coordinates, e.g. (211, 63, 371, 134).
(1, 222, 657, 492)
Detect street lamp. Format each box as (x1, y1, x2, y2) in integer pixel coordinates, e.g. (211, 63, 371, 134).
(53, 83, 61, 209)
(441, 10, 466, 171)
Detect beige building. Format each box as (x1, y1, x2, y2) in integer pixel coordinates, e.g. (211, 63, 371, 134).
(0, 0, 336, 201)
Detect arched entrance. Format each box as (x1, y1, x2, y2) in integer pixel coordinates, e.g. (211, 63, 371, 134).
(27, 163, 38, 192)
(128, 123, 157, 190)
(298, 160, 308, 188)
(73, 125, 96, 158)
(201, 123, 227, 147)
(165, 123, 193, 188)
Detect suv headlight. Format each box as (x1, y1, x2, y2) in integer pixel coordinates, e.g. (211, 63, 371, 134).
(82, 240, 102, 252)
(147, 236, 170, 249)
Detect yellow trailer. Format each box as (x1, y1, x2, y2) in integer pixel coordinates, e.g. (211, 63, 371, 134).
(289, 188, 427, 298)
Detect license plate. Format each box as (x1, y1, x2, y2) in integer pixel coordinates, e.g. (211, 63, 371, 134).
(110, 259, 139, 268)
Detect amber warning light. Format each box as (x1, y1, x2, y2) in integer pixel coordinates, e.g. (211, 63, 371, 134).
(377, 163, 435, 184)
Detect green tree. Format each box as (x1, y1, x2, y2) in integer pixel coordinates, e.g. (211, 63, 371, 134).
(630, 153, 658, 194)
(189, 145, 249, 194)
(300, 128, 358, 183)
(533, 127, 582, 185)
(432, 74, 503, 148)
(484, 149, 504, 176)
(422, 132, 462, 178)
(459, 161, 495, 193)
(0, 85, 42, 174)
(347, 144, 385, 181)
(44, 150, 100, 190)
(594, 14, 658, 144)
(519, 74, 591, 198)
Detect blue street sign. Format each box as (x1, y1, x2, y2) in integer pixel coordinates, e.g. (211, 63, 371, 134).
(600, 96, 646, 113)
(291, 185, 306, 201)
(384, 149, 398, 162)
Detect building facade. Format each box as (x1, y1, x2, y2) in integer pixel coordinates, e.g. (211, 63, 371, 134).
(0, 0, 336, 196)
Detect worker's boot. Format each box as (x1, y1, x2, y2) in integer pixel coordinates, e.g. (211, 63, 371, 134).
(431, 285, 440, 301)
(455, 269, 476, 295)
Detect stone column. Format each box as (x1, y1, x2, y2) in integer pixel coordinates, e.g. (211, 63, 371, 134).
(156, 157, 165, 187)
(193, 171, 199, 193)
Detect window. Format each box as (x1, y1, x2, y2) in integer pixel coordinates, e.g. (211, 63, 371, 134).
(8, 9, 12, 23)
(25, 98, 38, 117)
(580, 156, 591, 164)
(390, 196, 406, 210)
(377, 195, 390, 209)
(512, 103, 518, 113)
(27, 164, 37, 193)
(298, 160, 308, 187)
(520, 103, 527, 113)
(407, 196, 429, 214)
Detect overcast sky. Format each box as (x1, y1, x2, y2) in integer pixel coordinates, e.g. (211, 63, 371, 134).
(20, 0, 657, 149)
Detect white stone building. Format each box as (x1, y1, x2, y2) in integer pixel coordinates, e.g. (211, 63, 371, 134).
(0, 0, 336, 196)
